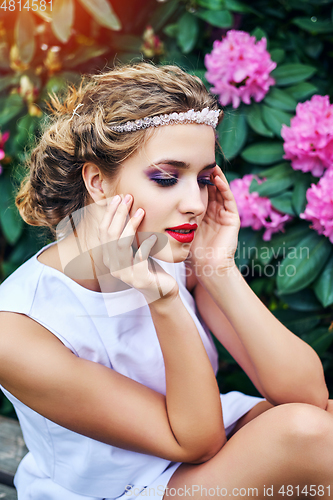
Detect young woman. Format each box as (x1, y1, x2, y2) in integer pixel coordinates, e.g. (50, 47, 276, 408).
(0, 63, 332, 500)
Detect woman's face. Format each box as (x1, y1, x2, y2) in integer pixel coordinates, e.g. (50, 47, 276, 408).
(106, 123, 216, 263)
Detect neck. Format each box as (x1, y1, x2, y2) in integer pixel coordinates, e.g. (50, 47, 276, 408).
(57, 225, 130, 293)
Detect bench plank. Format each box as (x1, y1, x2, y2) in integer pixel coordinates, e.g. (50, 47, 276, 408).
(0, 483, 17, 500)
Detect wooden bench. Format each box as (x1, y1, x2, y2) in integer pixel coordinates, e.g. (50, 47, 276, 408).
(0, 416, 28, 500)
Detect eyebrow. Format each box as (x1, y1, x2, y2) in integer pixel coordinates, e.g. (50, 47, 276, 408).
(147, 159, 217, 171)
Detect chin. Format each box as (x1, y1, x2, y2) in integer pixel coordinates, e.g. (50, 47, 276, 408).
(153, 244, 190, 264)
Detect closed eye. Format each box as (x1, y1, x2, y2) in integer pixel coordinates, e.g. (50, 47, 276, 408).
(151, 177, 178, 187)
(198, 177, 214, 187)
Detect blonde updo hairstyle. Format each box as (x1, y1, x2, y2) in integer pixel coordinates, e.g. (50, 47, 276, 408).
(16, 63, 221, 235)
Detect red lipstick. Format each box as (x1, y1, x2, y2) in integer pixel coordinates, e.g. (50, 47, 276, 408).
(165, 223, 198, 243)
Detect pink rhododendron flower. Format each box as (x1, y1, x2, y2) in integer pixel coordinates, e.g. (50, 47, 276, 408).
(230, 174, 292, 241)
(281, 95, 333, 177)
(300, 168, 333, 243)
(0, 131, 9, 175)
(205, 30, 276, 109)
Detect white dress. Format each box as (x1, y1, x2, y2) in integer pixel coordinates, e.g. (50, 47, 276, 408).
(0, 242, 263, 500)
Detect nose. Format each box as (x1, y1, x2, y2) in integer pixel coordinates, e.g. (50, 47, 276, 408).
(178, 180, 207, 217)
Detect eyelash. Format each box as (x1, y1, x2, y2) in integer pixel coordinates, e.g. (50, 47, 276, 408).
(151, 177, 214, 187)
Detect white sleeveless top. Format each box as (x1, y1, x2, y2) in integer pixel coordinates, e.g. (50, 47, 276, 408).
(0, 242, 263, 499)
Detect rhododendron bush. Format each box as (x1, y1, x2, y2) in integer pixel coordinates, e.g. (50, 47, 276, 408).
(205, 30, 276, 109)
(282, 95, 333, 177)
(229, 174, 292, 241)
(1, 0, 333, 404)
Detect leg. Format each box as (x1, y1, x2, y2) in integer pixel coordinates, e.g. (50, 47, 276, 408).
(164, 403, 333, 499)
(228, 400, 274, 437)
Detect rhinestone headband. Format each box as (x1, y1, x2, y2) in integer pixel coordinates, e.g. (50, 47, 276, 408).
(109, 107, 220, 133)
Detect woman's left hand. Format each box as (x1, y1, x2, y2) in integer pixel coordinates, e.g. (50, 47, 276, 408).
(189, 166, 240, 278)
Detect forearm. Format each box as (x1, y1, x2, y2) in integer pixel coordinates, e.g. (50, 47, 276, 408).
(198, 265, 328, 408)
(149, 294, 226, 461)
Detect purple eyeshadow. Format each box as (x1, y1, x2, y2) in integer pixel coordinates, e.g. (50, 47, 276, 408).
(147, 171, 178, 180)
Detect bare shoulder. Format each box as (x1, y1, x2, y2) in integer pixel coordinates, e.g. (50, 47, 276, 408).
(0, 312, 71, 379)
(0, 311, 65, 344)
(37, 242, 63, 272)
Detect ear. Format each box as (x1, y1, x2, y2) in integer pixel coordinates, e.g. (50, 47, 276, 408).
(82, 163, 110, 206)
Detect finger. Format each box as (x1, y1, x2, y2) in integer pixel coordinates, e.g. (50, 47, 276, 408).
(99, 195, 121, 244)
(207, 175, 218, 204)
(106, 194, 133, 240)
(116, 209, 146, 271)
(213, 173, 239, 214)
(211, 167, 229, 204)
(119, 208, 145, 248)
(134, 235, 157, 265)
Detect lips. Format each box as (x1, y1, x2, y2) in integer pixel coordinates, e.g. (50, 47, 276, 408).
(165, 223, 198, 243)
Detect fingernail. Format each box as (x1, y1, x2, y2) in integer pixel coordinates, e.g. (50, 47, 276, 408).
(122, 194, 132, 204)
(134, 208, 144, 217)
(111, 195, 120, 204)
(149, 234, 157, 242)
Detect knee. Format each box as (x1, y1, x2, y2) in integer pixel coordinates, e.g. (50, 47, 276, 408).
(273, 403, 333, 447)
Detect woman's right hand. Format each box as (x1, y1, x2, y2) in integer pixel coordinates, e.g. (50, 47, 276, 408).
(98, 194, 179, 305)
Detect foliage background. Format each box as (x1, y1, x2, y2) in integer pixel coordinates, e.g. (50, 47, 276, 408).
(0, 0, 333, 417)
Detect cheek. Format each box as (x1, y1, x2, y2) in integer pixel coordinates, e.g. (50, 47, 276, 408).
(202, 190, 209, 211)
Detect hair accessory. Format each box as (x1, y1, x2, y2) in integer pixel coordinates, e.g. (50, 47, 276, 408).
(70, 103, 84, 120)
(110, 107, 220, 133)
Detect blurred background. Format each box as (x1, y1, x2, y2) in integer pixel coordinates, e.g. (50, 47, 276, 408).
(0, 0, 333, 417)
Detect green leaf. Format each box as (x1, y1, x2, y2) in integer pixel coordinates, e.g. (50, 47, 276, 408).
(245, 104, 274, 138)
(235, 228, 260, 268)
(78, 0, 121, 30)
(262, 105, 292, 137)
(224, 0, 257, 13)
(163, 24, 179, 38)
(196, 0, 224, 9)
(0, 176, 23, 245)
(14, 113, 39, 150)
(278, 289, 323, 312)
(276, 232, 332, 295)
(293, 17, 333, 33)
(44, 75, 70, 95)
(218, 109, 247, 160)
(272, 309, 320, 336)
(177, 13, 199, 54)
(302, 328, 333, 357)
(257, 162, 293, 179)
(249, 174, 295, 197)
(268, 223, 313, 260)
(270, 192, 295, 215)
(0, 74, 20, 93)
(51, 0, 74, 43)
(0, 94, 25, 127)
(264, 87, 297, 111)
(292, 173, 310, 215)
(251, 27, 267, 41)
(150, 0, 179, 32)
(270, 48, 285, 64)
(195, 9, 233, 27)
(15, 10, 36, 64)
(305, 38, 323, 59)
(285, 82, 318, 101)
(241, 142, 284, 165)
(313, 254, 333, 307)
(271, 64, 316, 86)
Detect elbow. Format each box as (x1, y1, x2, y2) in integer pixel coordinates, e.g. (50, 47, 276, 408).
(185, 433, 227, 465)
(265, 368, 329, 409)
(309, 383, 329, 410)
